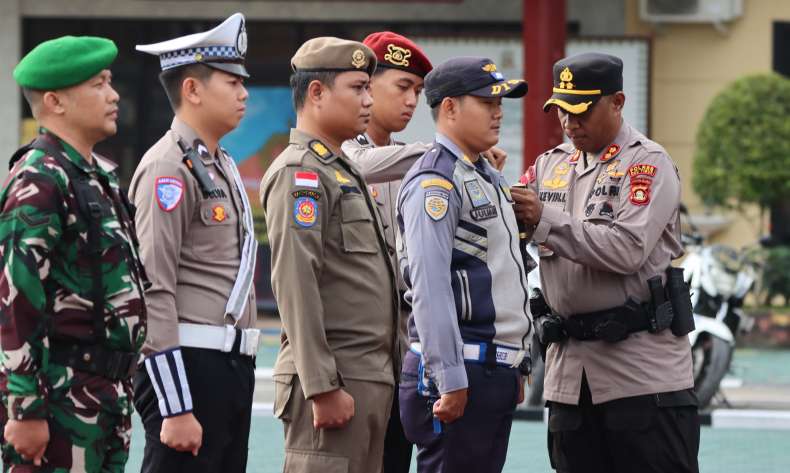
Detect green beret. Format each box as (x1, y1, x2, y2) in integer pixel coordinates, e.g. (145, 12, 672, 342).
(13, 36, 118, 90)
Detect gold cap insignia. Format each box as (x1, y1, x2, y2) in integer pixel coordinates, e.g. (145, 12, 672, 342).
(351, 49, 366, 69)
(482, 63, 498, 73)
(194, 52, 204, 62)
(559, 67, 574, 90)
(384, 44, 411, 67)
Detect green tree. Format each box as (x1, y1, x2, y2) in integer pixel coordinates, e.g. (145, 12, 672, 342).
(693, 73, 790, 208)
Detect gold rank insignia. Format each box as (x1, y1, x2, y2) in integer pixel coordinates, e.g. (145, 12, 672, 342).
(335, 170, 351, 184)
(309, 140, 332, 160)
(598, 160, 625, 184)
(351, 49, 366, 69)
(542, 161, 570, 189)
(600, 143, 621, 162)
(384, 44, 411, 67)
(482, 63, 497, 72)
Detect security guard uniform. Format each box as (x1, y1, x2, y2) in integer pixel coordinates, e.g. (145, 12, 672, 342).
(529, 52, 699, 473)
(129, 13, 259, 473)
(1, 36, 147, 472)
(260, 38, 399, 473)
(341, 30, 433, 473)
(396, 57, 531, 473)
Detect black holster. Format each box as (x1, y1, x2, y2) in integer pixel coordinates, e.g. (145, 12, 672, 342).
(666, 267, 696, 336)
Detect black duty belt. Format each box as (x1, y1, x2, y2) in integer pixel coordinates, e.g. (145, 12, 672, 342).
(50, 341, 139, 381)
(564, 298, 658, 342)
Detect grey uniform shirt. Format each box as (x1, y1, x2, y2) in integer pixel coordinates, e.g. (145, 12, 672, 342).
(397, 133, 531, 394)
(528, 121, 693, 405)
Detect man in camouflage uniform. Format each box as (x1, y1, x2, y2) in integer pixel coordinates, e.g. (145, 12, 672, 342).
(0, 36, 147, 472)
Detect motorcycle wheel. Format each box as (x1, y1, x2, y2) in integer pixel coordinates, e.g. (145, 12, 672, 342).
(692, 335, 733, 408)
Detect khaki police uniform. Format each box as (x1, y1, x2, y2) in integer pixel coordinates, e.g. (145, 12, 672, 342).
(130, 13, 260, 473)
(530, 52, 699, 473)
(260, 37, 399, 473)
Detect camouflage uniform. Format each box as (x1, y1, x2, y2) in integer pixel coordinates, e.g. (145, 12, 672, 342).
(0, 131, 147, 472)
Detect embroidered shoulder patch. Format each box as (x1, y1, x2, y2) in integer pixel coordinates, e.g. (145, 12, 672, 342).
(629, 178, 652, 206)
(155, 176, 184, 212)
(628, 164, 657, 178)
(294, 196, 318, 227)
(424, 190, 449, 221)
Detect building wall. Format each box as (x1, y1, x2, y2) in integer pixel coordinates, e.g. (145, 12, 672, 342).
(625, 0, 790, 247)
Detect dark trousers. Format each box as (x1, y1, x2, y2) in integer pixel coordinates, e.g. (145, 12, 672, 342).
(547, 374, 700, 473)
(383, 387, 413, 473)
(133, 347, 255, 473)
(399, 350, 520, 473)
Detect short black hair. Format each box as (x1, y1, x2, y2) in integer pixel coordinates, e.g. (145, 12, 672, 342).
(430, 95, 465, 122)
(289, 70, 339, 111)
(158, 64, 215, 110)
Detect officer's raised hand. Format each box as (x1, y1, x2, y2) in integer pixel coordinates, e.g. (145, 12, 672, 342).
(432, 388, 468, 423)
(4, 419, 49, 466)
(312, 388, 355, 429)
(161, 412, 203, 456)
(481, 146, 508, 171)
(510, 186, 543, 225)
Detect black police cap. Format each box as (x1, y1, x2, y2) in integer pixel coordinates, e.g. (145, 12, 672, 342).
(543, 52, 623, 114)
(425, 56, 527, 108)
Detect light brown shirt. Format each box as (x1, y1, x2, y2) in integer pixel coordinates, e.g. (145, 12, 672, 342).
(342, 134, 429, 357)
(529, 121, 693, 405)
(260, 129, 399, 399)
(129, 117, 256, 354)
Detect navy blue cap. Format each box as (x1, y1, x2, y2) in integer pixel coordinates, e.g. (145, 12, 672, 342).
(424, 56, 527, 108)
(543, 52, 623, 114)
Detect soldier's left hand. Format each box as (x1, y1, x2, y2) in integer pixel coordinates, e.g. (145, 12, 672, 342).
(4, 419, 49, 465)
(482, 146, 507, 171)
(511, 187, 543, 226)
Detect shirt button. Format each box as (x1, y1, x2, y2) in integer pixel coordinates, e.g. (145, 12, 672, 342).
(330, 378, 338, 386)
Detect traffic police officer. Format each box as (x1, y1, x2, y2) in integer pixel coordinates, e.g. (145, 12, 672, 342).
(341, 31, 433, 473)
(1, 36, 147, 472)
(129, 13, 259, 473)
(396, 57, 532, 473)
(260, 37, 399, 473)
(512, 52, 700, 473)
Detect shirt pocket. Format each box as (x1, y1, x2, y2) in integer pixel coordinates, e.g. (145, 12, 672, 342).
(189, 199, 236, 258)
(339, 194, 378, 254)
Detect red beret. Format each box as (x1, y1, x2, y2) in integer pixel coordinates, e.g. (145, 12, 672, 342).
(363, 31, 432, 78)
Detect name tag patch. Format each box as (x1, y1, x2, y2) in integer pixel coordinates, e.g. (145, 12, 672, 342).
(470, 205, 498, 221)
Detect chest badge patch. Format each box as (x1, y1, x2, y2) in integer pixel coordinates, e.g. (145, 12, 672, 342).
(464, 180, 490, 208)
(155, 176, 184, 212)
(294, 196, 318, 227)
(335, 170, 352, 184)
(542, 162, 570, 190)
(424, 190, 449, 221)
(212, 205, 227, 222)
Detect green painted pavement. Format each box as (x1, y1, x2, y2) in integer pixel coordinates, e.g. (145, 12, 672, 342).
(126, 414, 790, 472)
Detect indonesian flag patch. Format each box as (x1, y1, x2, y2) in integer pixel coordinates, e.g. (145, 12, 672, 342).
(294, 171, 319, 188)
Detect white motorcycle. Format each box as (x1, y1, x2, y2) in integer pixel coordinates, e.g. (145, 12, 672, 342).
(680, 205, 756, 408)
(524, 206, 756, 409)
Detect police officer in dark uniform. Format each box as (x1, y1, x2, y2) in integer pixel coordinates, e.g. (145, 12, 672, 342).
(512, 52, 700, 473)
